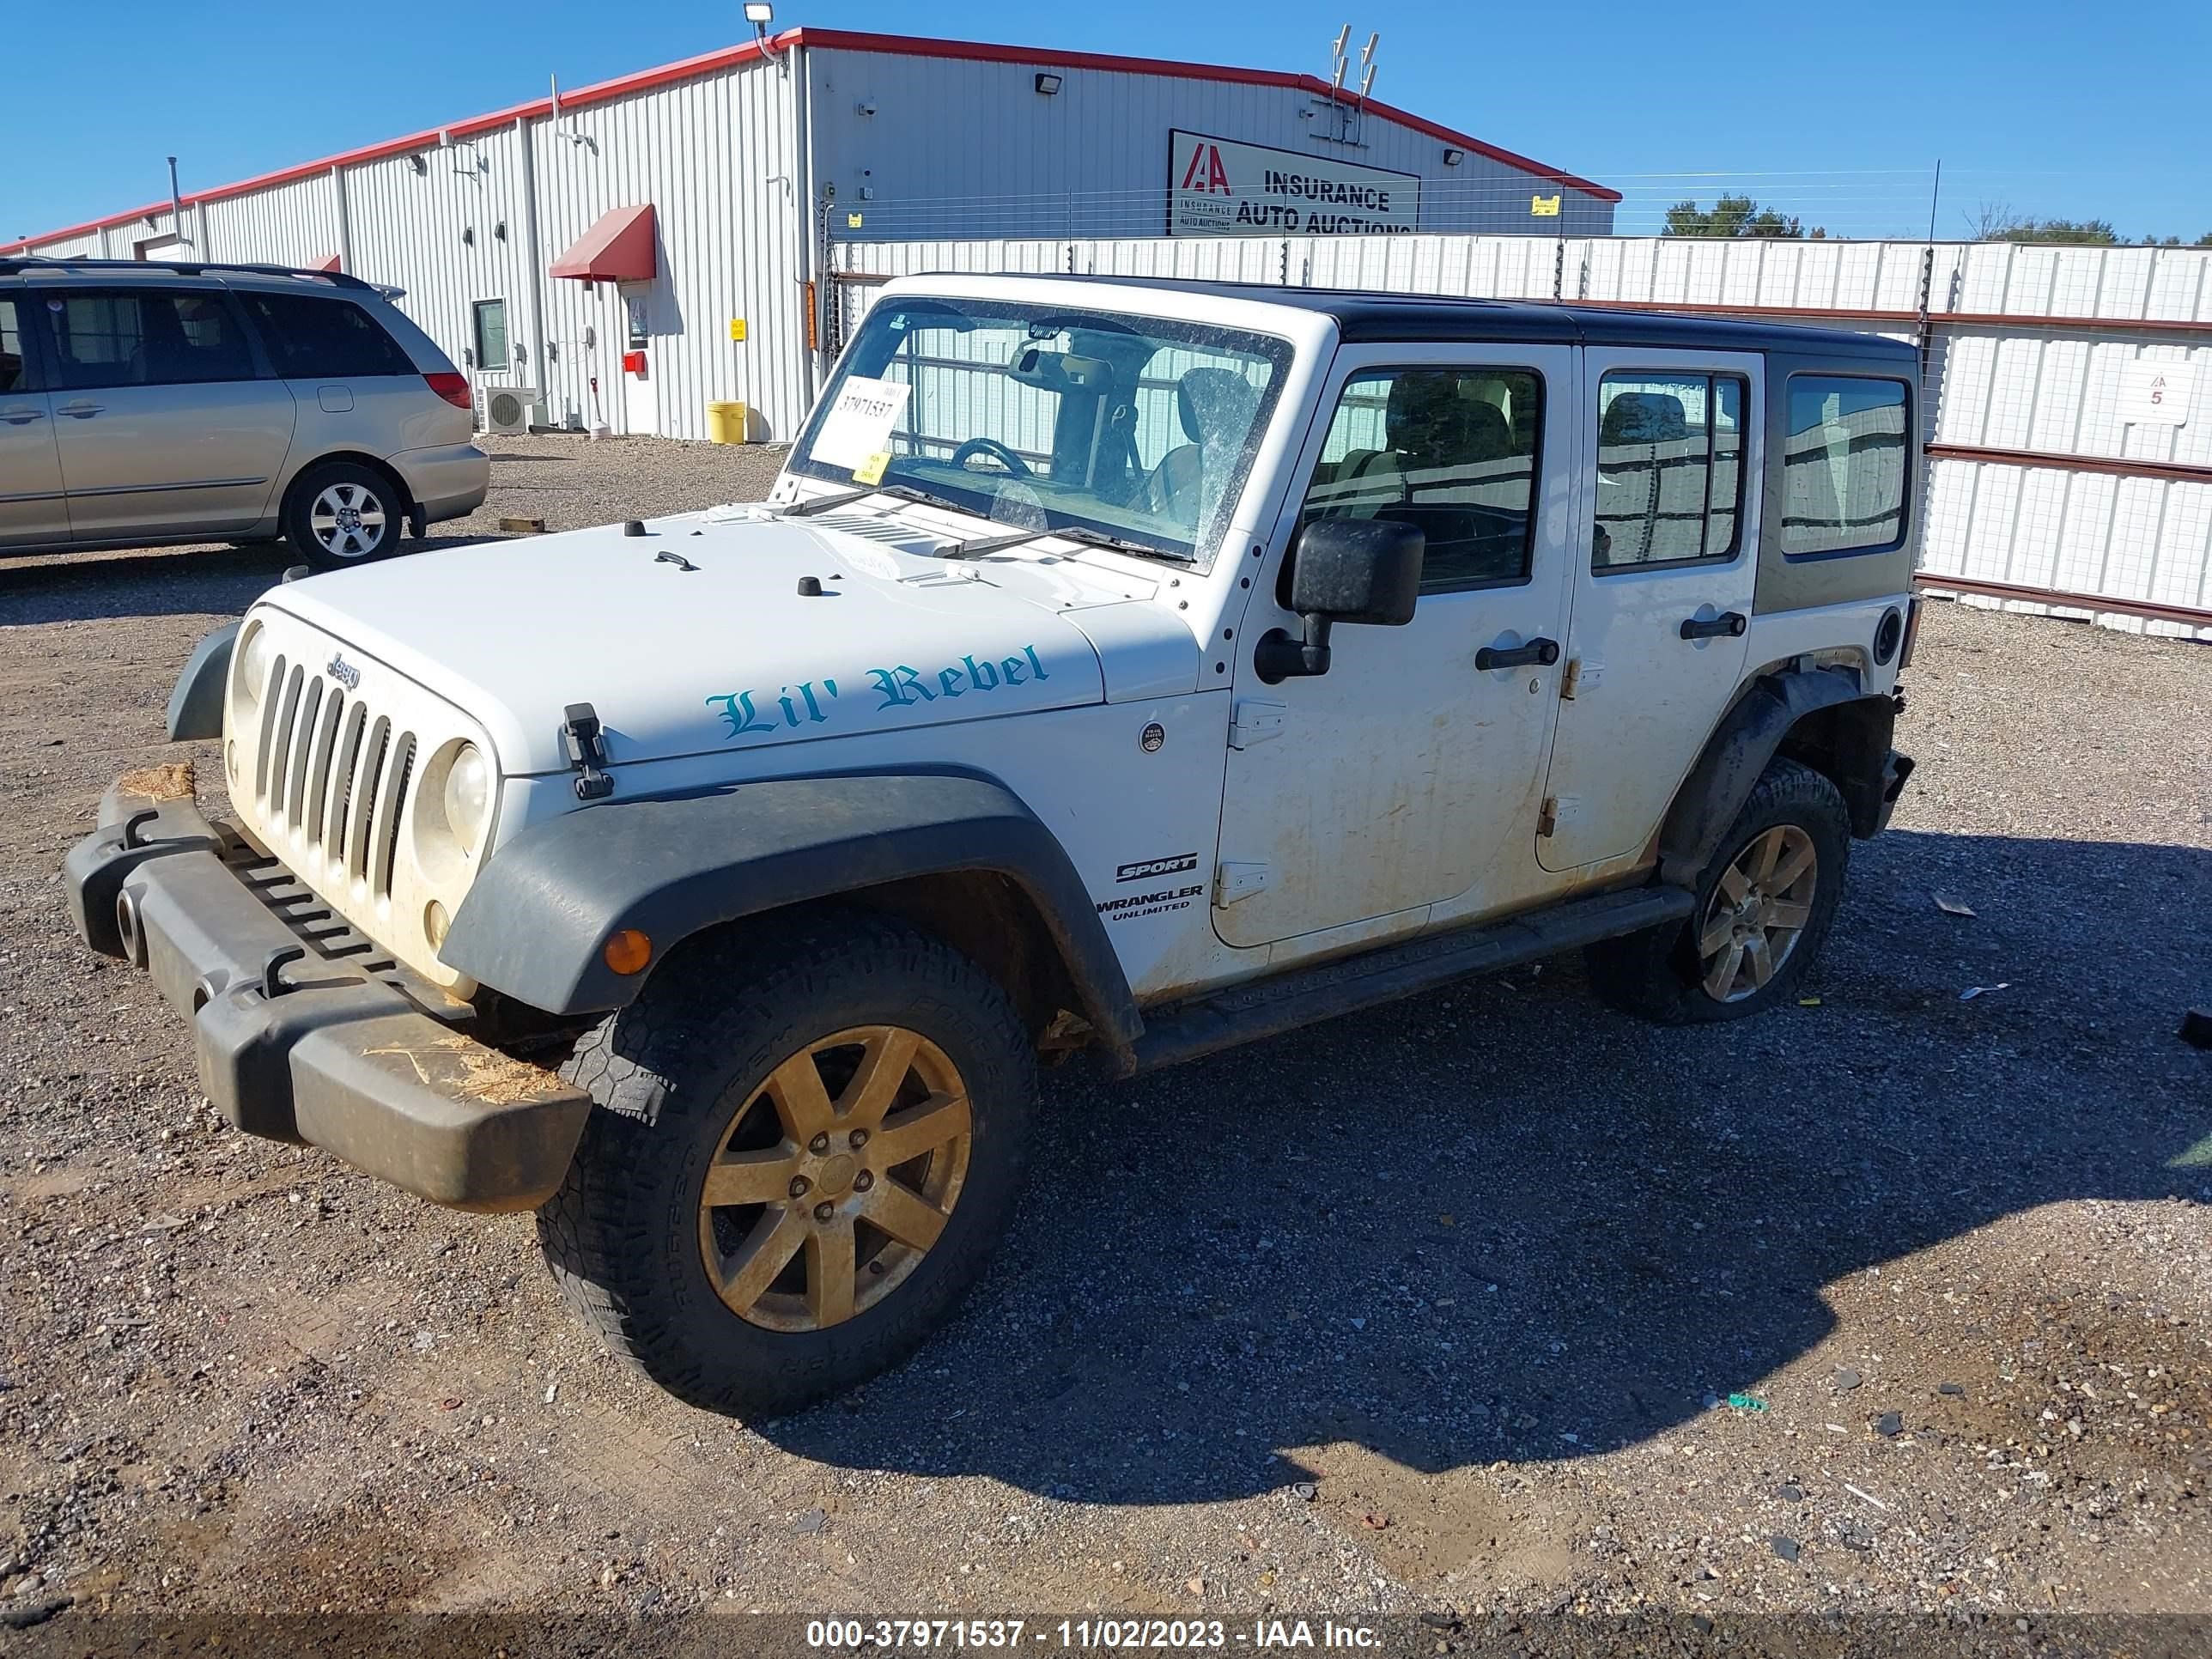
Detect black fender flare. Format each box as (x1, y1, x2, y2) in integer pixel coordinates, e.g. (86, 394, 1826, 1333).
(167, 622, 239, 741)
(441, 769, 1143, 1057)
(1656, 666, 1885, 887)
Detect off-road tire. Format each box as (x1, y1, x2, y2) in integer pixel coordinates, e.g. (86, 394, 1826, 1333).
(1585, 757, 1850, 1024)
(282, 459, 406, 570)
(536, 908, 1036, 1417)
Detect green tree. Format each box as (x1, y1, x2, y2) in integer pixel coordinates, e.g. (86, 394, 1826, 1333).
(1987, 218, 2119, 246)
(1663, 195, 1806, 239)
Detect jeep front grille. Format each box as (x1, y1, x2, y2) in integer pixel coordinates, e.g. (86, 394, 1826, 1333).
(252, 653, 419, 901)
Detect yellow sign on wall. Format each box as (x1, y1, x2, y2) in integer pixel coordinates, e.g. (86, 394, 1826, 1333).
(728, 318, 747, 342)
(1531, 194, 1561, 218)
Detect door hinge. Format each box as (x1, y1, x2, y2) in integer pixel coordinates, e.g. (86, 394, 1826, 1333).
(1214, 861, 1272, 906)
(1559, 659, 1601, 700)
(1537, 794, 1582, 839)
(1227, 700, 1286, 750)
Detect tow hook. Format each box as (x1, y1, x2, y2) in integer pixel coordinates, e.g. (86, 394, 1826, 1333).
(562, 703, 616, 800)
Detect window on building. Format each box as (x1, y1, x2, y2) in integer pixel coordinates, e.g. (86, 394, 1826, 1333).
(1593, 372, 1746, 569)
(238, 291, 416, 379)
(1299, 367, 1543, 592)
(38, 289, 258, 390)
(471, 298, 509, 371)
(1781, 376, 1909, 555)
(0, 299, 27, 393)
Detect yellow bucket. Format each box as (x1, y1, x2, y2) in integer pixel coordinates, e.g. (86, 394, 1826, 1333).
(706, 400, 750, 445)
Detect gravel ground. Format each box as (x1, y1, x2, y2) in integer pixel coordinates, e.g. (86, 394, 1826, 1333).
(0, 433, 2207, 1642)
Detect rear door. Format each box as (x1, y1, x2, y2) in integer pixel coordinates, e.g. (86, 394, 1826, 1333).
(0, 294, 69, 548)
(1538, 349, 1765, 872)
(34, 284, 297, 541)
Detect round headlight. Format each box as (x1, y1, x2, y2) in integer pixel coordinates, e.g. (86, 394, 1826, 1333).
(236, 626, 272, 708)
(443, 743, 490, 849)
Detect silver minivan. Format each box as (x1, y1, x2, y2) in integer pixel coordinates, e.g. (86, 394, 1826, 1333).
(0, 258, 488, 569)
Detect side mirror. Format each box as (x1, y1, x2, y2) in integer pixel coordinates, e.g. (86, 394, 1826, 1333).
(1254, 518, 1425, 684)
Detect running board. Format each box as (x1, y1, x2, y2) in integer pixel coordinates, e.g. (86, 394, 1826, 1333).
(1125, 884, 1694, 1075)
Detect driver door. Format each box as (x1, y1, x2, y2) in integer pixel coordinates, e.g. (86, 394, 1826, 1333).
(1214, 343, 1577, 951)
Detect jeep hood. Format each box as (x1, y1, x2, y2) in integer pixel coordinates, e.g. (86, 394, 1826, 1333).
(259, 510, 1196, 775)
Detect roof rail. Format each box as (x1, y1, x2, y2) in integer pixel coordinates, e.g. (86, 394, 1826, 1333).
(0, 255, 384, 294)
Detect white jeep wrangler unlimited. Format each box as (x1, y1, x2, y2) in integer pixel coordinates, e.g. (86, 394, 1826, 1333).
(67, 275, 1917, 1413)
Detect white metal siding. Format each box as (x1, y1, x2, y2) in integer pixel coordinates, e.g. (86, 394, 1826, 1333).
(805, 46, 1612, 242)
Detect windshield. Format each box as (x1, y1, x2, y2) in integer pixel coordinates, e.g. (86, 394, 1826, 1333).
(789, 296, 1292, 569)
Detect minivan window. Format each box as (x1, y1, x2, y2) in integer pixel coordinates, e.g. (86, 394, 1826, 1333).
(239, 291, 416, 379)
(1782, 376, 1909, 556)
(0, 298, 27, 392)
(38, 289, 258, 391)
(1593, 373, 1746, 569)
(1300, 367, 1543, 592)
(472, 299, 509, 371)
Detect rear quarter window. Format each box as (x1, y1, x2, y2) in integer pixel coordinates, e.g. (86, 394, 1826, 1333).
(239, 291, 416, 379)
(1781, 375, 1910, 556)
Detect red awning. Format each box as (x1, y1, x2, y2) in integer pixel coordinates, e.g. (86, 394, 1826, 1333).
(313, 254, 342, 271)
(550, 204, 657, 283)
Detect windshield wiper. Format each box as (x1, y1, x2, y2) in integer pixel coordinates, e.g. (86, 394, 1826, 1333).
(777, 483, 882, 518)
(945, 522, 1194, 563)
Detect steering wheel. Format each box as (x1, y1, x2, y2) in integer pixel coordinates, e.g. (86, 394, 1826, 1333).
(950, 437, 1033, 478)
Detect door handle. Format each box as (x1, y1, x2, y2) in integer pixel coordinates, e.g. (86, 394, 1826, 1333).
(1, 407, 46, 425)
(1680, 611, 1747, 641)
(1475, 636, 1560, 671)
(58, 403, 105, 419)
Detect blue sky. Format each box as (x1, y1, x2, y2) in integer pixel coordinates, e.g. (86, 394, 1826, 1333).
(6, 0, 2209, 244)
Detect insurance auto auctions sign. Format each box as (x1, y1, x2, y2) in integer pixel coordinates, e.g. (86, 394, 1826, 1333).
(1169, 130, 1420, 237)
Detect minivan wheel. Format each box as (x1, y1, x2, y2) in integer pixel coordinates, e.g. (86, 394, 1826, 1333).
(1585, 757, 1850, 1024)
(537, 909, 1036, 1417)
(283, 461, 404, 568)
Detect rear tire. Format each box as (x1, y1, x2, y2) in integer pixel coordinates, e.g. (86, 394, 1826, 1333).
(283, 460, 406, 569)
(537, 908, 1037, 1417)
(1586, 757, 1850, 1024)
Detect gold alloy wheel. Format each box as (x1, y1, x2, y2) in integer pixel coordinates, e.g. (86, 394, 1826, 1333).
(1696, 824, 1818, 1003)
(697, 1026, 972, 1333)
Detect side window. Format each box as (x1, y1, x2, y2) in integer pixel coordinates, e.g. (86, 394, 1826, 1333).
(40, 289, 258, 391)
(1593, 372, 1746, 570)
(471, 299, 509, 372)
(0, 298, 27, 393)
(1782, 376, 1909, 555)
(1297, 366, 1543, 592)
(237, 291, 416, 379)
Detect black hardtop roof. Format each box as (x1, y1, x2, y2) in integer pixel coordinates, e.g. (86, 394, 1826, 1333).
(975, 273, 1914, 361)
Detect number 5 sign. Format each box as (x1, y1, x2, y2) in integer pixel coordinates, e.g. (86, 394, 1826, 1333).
(2117, 358, 2199, 426)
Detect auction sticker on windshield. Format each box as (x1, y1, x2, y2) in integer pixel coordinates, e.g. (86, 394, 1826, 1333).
(811, 375, 911, 470)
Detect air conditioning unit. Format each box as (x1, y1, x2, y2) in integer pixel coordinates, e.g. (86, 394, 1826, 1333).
(482, 386, 539, 435)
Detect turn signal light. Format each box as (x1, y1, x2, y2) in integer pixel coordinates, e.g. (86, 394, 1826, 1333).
(602, 929, 653, 975)
(424, 372, 473, 410)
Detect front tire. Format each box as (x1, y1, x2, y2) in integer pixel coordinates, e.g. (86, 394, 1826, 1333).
(283, 460, 405, 569)
(537, 910, 1036, 1417)
(1586, 757, 1850, 1023)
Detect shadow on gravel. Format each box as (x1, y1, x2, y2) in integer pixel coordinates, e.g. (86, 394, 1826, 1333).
(0, 536, 507, 628)
(759, 830, 2210, 1505)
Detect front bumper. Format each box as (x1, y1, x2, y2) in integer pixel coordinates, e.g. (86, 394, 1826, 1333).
(63, 770, 589, 1212)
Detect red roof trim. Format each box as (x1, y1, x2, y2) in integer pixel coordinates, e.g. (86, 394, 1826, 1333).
(2, 27, 1611, 252)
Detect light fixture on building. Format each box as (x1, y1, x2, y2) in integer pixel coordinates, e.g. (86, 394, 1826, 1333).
(746, 3, 783, 64)
(1443, 148, 1464, 166)
(1035, 72, 1064, 95)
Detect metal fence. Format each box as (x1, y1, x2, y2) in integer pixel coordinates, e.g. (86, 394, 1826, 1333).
(830, 233, 2212, 641)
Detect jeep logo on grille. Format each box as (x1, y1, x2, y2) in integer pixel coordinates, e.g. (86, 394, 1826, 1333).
(326, 654, 361, 690)
(1115, 852, 1198, 884)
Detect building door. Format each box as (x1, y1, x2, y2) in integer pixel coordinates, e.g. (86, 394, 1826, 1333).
(0, 295, 70, 547)
(1538, 350, 1765, 872)
(620, 287, 659, 436)
(1214, 344, 1577, 949)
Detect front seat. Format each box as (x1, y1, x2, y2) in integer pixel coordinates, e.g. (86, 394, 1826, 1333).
(1344, 374, 1516, 503)
(1144, 367, 1261, 526)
